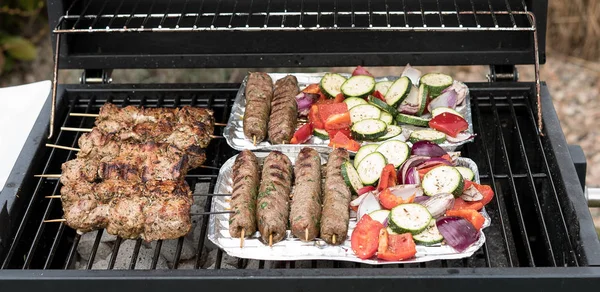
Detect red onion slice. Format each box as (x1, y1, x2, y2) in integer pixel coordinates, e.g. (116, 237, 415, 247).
(398, 155, 430, 184)
(461, 185, 484, 202)
(446, 132, 476, 143)
(427, 89, 458, 112)
(295, 92, 318, 116)
(411, 141, 448, 157)
(387, 184, 423, 200)
(436, 216, 480, 252)
(405, 167, 420, 185)
(419, 193, 455, 218)
(401, 64, 422, 86)
(357, 192, 382, 220)
(443, 81, 469, 106)
(415, 157, 452, 170)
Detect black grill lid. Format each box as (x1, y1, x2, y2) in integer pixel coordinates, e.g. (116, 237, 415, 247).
(47, 0, 548, 69)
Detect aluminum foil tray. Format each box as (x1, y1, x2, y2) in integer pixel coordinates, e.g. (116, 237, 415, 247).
(207, 148, 489, 265)
(223, 72, 475, 154)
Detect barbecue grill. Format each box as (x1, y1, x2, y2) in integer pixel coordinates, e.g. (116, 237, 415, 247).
(1, 0, 600, 290)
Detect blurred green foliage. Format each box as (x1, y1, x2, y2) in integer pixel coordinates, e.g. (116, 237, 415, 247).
(0, 0, 45, 75)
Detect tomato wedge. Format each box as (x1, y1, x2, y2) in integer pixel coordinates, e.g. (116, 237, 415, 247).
(357, 186, 376, 196)
(324, 112, 351, 130)
(351, 214, 384, 259)
(378, 188, 415, 210)
(446, 209, 485, 231)
(352, 66, 374, 77)
(308, 105, 324, 129)
(428, 112, 469, 138)
(328, 131, 361, 152)
(452, 197, 484, 211)
(376, 164, 397, 192)
(326, 128, 351, 139)
(377, 229, 417, 261)
(371, 90, 386, 102)
(302, 83, 321, 94)
(290, 123, 313, 144)
(333, 93, 346, 103)
(318, 103, 348, 123)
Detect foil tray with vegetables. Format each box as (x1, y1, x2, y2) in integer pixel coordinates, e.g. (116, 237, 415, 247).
(208, 142, 493, 264)
(223, 65, 475, 154)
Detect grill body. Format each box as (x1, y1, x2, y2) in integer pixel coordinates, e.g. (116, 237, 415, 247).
(1, 0, 600, 290)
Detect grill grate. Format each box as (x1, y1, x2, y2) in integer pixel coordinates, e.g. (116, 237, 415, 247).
(0, 83, 583, 270)
(53, 0, 535, 33)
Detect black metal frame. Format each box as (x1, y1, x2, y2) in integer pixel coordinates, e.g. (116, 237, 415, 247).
(47, 0, 547, 69)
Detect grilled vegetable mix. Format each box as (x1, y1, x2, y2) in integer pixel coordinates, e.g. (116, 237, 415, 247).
(290, 64, 472, 149)
(347, 141, 495, 260)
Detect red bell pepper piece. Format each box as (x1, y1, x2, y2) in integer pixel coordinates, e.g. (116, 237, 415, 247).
(441, 154, 452, 162)
(473, 183, 494, 206)
(324, 112, 351, 130)
(302, 83, 321, 94)
(377, 164, 397, 192)
(352, 66, 374, 77)
(452, 198, 484, 211)
(428, 112, 469, 138)
(446, 209, 485, 231)
(351, 214, 384, 259)
(308, 105, 325, 129)
(371, 90, 386, 102)
(378, 188, 415, 210)
(333, 93, 346, 103)
(326, 128, 351, 139)
(377, 229, 417, 261)
(357, 186, 376, 196)
(328, 131, 361, 152)
(318, 103, 348, 123)
(290, 123, 313, 144)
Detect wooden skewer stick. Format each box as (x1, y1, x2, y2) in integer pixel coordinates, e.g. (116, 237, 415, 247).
(35, 174, 62, 178)
(68, 113, 227, 127)
(45, 195, 61, 199)
(269, 234, 273, 247)
(332, 234, 336, 245)
(305, 228, 309, 242)
(240, 229, 245, 248)
(46, 193, 231, 199)
(253, 135, 257, 146)
(46, 143, 80, 152)
(44, 218, 66, 223)
(61, 127, 92, 132)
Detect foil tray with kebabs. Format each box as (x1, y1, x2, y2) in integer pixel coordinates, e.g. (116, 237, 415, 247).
(223, 65, 475, 154)
(208, 143, 492, 265)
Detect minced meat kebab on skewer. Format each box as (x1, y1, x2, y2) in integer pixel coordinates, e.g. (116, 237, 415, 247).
(290, 147, 323, 242)
(243, 72, 274, 144)
(228, 150, 261, 244)
(256, 151, 293, 246)
(60, 179, 193, 241)
(320, 148, 352, 245)
(268, 75, 299, 144)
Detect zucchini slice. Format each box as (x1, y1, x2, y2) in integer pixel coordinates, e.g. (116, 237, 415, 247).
(408, 129, 447, 144)
(380, 111, 394, 125)
(353, 144, 380, 169)
(455, 166, 475, 181)
(422, 166, 464, 197)
(349, 104, 381, 123)
(420, 73, 453, 98)
(431, 107, 463, 118)
(375, 81, 394, 95)
(341, 161, 364, 196)
(375, 140, 410, 168)
(413, 220, 444, 246)
(319, 73, 347, 98)
(367, 95, 399, 117)
(313, 128, 329, 140)
(384, 76, 412, 107)
(341, 75, 376, 98)
(416, 83, 429, 116)
(369, 210, 391, 225)
(376, 125, 403, 141)
(396, 113, 431, 127)
(351, 119, 388, 141)
(388, 203, 432, 235)
(356, 152, 387, 185)
(344, 97, 368, 110)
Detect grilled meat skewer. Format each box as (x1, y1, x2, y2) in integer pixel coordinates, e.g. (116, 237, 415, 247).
(268, 75, 299, 144)
(243, 72, 274, 143)
(256, 151, 293, 245)
(290, 147, 323, 241)
(320, 148, 352, 245)
(61, 180, 192, 241)
(228, 150, 261, 238)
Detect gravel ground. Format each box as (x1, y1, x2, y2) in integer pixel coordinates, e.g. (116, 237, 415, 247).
(2, 39, 599, 230)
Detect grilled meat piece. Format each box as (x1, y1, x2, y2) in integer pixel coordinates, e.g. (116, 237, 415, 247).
(290, 148, 322, 241)
(256, 151, 293, 244)
(60, 159, 100, 185)
(268, 75, 299, 144)
(243, 72, 273, 143)
(61, 180, 192, 240)
(320, 148, 352, 245)
(228, 150, 261, 238)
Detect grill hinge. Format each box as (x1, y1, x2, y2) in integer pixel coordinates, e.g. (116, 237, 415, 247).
(487, 65, 519, 82)
(80, 69, 113, 84)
